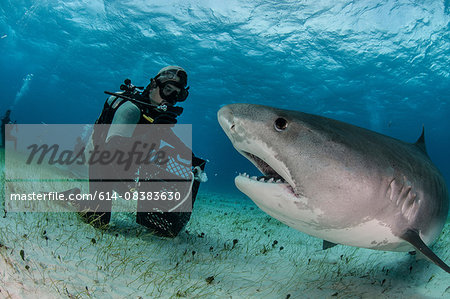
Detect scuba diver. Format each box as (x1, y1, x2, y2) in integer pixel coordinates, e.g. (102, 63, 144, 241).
(1, 109, 17, 149)
(82, 65, 207, 237)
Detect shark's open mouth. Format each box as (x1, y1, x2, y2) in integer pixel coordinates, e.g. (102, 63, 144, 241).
(239, 151, 296, 195)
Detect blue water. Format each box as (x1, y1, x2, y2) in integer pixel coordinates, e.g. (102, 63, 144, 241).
(1, 0, 449, 195)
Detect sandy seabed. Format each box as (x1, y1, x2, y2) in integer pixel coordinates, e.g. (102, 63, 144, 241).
(0, 152, 449, 298)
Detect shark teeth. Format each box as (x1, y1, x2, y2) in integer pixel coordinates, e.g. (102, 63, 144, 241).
(239, 174, 286, 184)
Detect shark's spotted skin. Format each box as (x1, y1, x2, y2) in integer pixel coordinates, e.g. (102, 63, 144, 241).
(218, 103, 450, 273)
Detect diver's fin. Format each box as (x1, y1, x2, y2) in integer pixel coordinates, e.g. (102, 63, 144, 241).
(414, 127, 428, 156)
(401, 229, 450, 273)
(323, 240, 338, 250)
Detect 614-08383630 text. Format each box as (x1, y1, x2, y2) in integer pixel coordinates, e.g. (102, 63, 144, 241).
(8, 191, 183, 201)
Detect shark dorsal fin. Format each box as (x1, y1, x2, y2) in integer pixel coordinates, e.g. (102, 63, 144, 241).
(414, 126, 428, 156)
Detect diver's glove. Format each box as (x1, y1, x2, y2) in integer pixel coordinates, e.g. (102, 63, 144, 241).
(193, 166, 208, 183)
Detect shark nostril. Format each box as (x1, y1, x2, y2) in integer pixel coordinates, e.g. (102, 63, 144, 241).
(231, 124, 235, 130)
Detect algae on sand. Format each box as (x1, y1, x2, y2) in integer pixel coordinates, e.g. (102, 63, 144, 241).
(0, 150, 450, 298)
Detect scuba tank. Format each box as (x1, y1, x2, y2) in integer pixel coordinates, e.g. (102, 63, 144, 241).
(98, 79, 184, 125)
(93, 79, 184, 142)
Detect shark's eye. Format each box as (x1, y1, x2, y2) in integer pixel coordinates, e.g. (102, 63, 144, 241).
(274, 118, 288, 131)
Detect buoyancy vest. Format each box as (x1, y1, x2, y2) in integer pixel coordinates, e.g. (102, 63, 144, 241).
(93, 92, 183, 143)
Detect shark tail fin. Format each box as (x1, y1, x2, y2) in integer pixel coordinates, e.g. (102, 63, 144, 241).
(414, 126, 428, 156)
(401, 229, 450, 273)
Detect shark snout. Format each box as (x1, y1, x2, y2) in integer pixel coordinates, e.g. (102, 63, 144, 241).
(217, 105, 235, 133)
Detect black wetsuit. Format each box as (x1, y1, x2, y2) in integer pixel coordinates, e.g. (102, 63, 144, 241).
(1, 113, 11, 148)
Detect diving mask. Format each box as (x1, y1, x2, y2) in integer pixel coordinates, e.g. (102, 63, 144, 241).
(154, 67, 189, 104)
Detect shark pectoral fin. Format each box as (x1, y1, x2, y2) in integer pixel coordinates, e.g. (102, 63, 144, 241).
(323, 240, 338, 250)
(401, 229, 450, 274)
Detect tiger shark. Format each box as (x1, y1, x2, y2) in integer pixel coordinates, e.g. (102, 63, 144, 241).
(218, 103, 449, 273)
